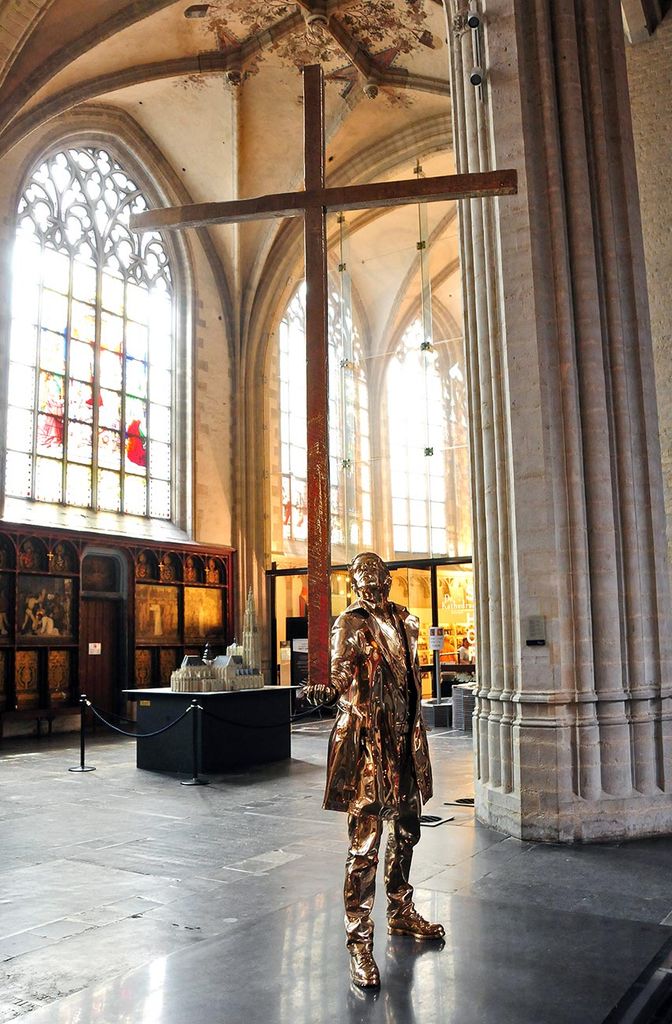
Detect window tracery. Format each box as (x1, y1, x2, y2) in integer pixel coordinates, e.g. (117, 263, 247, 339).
(387, 319, 470, 556)
(4, 146, 174, 520)
(278, 282, 371, 556)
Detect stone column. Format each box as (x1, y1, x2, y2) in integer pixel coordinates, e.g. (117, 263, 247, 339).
(449, 0, 672, 840)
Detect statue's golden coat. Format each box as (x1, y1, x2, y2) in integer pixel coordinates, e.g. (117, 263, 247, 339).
(322, 600, 433, 816)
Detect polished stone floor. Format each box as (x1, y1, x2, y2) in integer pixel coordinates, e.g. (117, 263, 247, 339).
(1, 723, 671, 1023)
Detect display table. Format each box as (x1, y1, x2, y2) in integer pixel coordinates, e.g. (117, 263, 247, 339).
(123, 687, 295, 774)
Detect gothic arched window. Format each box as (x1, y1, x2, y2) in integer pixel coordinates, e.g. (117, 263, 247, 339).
(387, 319, 470, 557)
(4, 147, 174, 520)
(278, 282, 371, 557)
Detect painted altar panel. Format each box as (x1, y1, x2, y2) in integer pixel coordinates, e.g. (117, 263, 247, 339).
(135, 584, 179, 642)
(17, 575, 74, 641)
(184, 587, 224, 639)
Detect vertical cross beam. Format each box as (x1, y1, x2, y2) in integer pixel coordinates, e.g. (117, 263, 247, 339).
(302, 65, 331, 686)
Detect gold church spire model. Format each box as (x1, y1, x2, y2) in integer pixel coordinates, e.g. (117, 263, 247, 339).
(242, 587, 261, 673)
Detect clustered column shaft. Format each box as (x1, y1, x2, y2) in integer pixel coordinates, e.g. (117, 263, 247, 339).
(449, 0, 672, 840)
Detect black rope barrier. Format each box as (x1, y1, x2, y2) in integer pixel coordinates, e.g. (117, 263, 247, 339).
(68, 691, 332, 781)
(86, 705, 137, 726)
(86, 700, 194, 739)
(68, 694, 197, 776)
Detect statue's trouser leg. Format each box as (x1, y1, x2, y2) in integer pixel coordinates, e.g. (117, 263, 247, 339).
(385, 755, 421, 919)
(344, 813, 382, 947)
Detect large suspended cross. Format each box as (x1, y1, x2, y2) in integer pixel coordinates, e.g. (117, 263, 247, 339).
(131, 65, 516, 687)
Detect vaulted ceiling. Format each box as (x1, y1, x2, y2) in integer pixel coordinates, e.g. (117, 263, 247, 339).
(0, 1, 460, 357)
(0, 0, 664, 356)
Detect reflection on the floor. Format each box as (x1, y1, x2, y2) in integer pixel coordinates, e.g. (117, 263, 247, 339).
(18, 886, 670, 1024)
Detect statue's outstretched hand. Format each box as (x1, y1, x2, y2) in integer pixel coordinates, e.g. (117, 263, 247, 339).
(302, 683, 339, 706)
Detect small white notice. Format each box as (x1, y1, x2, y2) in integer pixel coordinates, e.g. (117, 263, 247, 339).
(88, 643, 102, 655)
(428, 627, 445, 652)
(292, 638, 309, 653)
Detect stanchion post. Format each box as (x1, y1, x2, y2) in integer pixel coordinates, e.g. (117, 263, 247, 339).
(68, 693, 96, 773)
(181, 699, 209, 787)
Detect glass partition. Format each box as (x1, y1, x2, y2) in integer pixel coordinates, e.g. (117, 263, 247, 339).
(272, 571, 352, 685)
(268, 560, 475, 699)
(437, 564, 476, 666)
(389, 566, 433, 697)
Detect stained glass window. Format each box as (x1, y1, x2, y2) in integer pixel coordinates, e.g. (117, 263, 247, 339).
(4, 147, 174, 520)
(278, 283, 371, 557)
(387, 320, 471, 557)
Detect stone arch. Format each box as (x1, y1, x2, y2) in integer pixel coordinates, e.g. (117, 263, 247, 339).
(0, 0, 57, 89)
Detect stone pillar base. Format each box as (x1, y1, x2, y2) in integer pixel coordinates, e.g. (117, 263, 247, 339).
(476, 784, 672, 844)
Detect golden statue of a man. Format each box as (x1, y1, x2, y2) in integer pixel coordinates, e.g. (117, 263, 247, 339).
(305, 551, 444, 989)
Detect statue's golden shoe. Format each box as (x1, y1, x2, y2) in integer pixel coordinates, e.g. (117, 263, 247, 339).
(349, 943, 380, 988)
(388, 908, 445, 940)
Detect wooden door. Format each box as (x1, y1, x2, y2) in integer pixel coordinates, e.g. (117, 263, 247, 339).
(79, 597, 121, 713)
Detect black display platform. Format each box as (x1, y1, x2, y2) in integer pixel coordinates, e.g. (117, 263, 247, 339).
(123, 687, 294, 774)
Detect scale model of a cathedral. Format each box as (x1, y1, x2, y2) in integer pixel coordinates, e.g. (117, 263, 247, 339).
(171, 588, 263, 692)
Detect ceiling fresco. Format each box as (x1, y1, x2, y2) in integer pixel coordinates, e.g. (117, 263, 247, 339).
(203, 0, 442, 84)
(212, 0, 296, 39)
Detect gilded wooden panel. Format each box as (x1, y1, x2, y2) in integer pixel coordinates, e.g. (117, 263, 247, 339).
(50, 542, 77, 573)
(205, 557, 221, 585)
(183, 555, 203, 583)
(15, 650, 39, 708)
(82, 555, 117, 592)
(47, 650, 70, 704)
(184, 587, 224, 639)
(0, 650, 6, 710)
(159, 554, 179, 582)
(18, 538, 47, 571)
(135, 648, 152, 687)
(159, 648, 179, 685)
(0, 575, 11, 639)
(135, 550, 158, 580)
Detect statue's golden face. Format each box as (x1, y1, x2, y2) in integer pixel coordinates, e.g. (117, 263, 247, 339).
(351, 554, 390, 599)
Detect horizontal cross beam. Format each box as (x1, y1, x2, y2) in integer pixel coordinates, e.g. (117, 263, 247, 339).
(130, 169, 517, 232)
